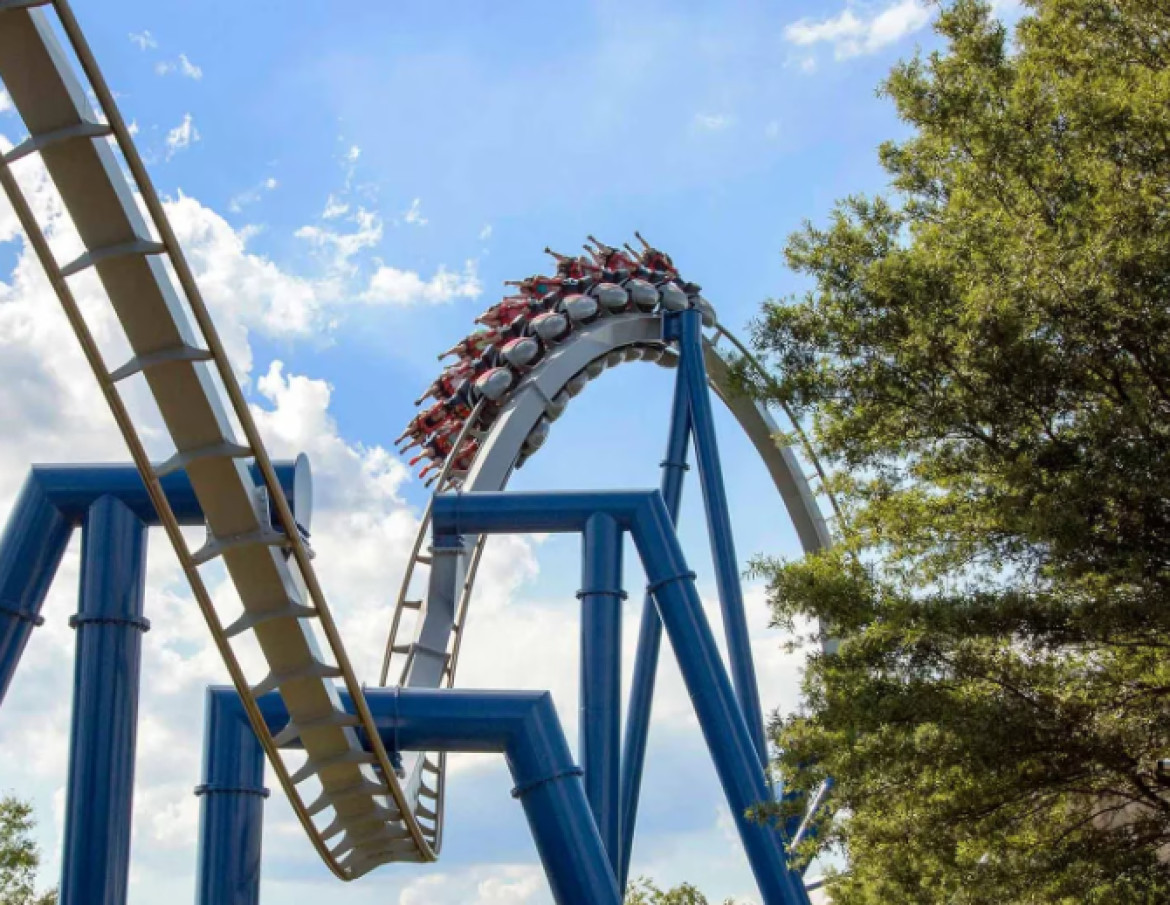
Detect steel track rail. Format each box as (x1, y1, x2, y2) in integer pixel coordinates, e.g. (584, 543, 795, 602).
(0, 0, 431, 877)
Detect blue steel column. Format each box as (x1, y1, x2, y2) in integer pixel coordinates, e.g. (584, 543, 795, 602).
(619, 322, 691, 888)
(432, 490, 810, 905)
(579, 513, 623, 877)
(0, 473, 73, 705)
(630, 495, 809, 905)
(678, 308, 768, 766)
(196, 690, 268, 905)
(60, 495, 148, 905)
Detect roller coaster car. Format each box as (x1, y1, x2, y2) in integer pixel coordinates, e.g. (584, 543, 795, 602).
(590, 281, 630, 314)
(530, 310, 571, 343)
(624, 278, 659, 311)
(557, 293, 600, 324)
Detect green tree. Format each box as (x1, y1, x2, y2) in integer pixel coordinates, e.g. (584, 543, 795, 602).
(742, 1, 1170, 902)
(625, 877, 736, 905)
(0, 796, 55, 905)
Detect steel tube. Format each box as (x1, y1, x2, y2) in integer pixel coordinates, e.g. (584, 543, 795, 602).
(628, 494, 809, 905)
(619, 336, 691, 887)
(196, 690, 268, 905)
(242, 687, 620, 905)
(433, 490, 808, 904)
(579, 513, 623, 876)
(60, 495, 148, 905)
(678, 309, 767, 766)
(27, 458, 309, 527)
(0, 472, 73, 705)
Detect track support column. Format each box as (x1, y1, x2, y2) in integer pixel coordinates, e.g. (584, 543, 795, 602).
(579, 512, 624, 877)
(679, 308, 768, 766)
(0, 474, 73, 706)
(619, 317, 691, 886)
(60, 495, 148, 905)
(195, 690, 268, 905)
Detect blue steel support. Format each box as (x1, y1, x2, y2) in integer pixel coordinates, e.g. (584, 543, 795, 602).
(0, 474, 73, 705)
(579, 513, 624, 877)
(619, 326, 691, 888)
(60, 495, 148, 905)
(432, 491, 810, 905)
(0, 459, 305, 709)
(196, 690, 268, 905)
(678, 309, 768, 767)
(243, 686, 620, 905)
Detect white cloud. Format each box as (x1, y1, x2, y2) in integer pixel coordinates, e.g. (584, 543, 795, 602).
(164, 113, 199, 158)
(363, 259, 482, 306)
(403, 197, 428, 226)
(693, 112, 734, 132)
(784, 0, 932, 59)
(322, 193, 349, 219)
(129, 30, 157, 51)
(399, 866, 546, 905)
(228, 175, 279, 212)
(479, 224, 493, 241)
(0, 90, 12, 114)
(155, 53, 203, 80)
(295, 207, 383, 272)
(765, 120, 781, 140)
(346, 144, 361, 163)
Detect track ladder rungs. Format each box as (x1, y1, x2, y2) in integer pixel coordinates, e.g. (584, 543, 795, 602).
(155, 440, 252, 478)
(191, 526, 288, 566)
(223, 601, 317, 640)
(60, 237, 166, 278)
(400, 598, 423, 611)
(332, 826, 412, 860)
(319, 805, 402, 842)
(251, 658, 341, 697)
(108, 343, 215, 383)
(3, 120, 113, 165)
(290, 750, 376, 785)
(304, 779, 390, 817)
(272, 709, 361, 748)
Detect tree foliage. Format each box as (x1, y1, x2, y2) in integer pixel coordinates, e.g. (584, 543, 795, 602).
(625, 877, 736, 905)
(0, 796, 55, 905)
(745, 1, 1170, 902)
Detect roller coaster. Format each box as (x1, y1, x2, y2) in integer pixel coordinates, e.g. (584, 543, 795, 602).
(0, 3, 837, 903)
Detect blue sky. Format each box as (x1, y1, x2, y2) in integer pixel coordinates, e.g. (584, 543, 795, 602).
(0, 2, 1020, 903)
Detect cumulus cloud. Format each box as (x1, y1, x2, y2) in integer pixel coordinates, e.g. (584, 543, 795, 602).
(129, 30, 157, 51)
(228, 175, 279, 213)
(156, 53, 203, 80)
(363, 260, 482, 306)
(784, 0, 932, 59)
(164, 113, 199, 158)
(403, 197, 428, 226)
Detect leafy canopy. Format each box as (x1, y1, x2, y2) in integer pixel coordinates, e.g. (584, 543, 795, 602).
(0, 796, 55, 905)
(744, 1, 1170, 902)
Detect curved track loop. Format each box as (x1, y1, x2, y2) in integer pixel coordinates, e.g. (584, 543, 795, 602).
(0, 0, 432, 878)
(382, 310, 839, 855)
